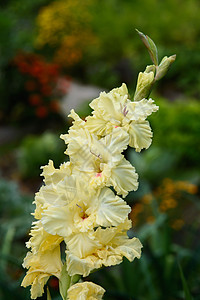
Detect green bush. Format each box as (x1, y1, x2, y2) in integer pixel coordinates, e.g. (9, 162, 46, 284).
(0, 178, 33, 300)
(149, 98, 200, 170)
(17, 132, 66, 178)
(82, 0, 200, 95)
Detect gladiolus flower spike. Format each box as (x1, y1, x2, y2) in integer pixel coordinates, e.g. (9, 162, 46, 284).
(22, 31, 175, 299)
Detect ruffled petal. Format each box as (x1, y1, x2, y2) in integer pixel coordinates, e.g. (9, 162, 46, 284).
(41, 160, 71, 186)
(65, 232, 101, 258)
(92, 188, 131, 226)
(66, 251, 101, 277)
(26, 220, 63, 254)
(115, 237, 143, 261)
(128, 120, 153, 152)
(127, 98, 159, 122)
(85, 113, 108, 136)
(109, 158, 139, 197)
(41, 205, 75, 237)
(101, 127, 129, 158)
(22, 246, 62, 299)
(67, 281, 105, 300)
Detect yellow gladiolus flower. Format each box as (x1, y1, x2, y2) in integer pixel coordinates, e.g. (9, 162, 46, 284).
(85, 83, 159, 152)
(21, 246, 62, 299)
(66, 220, 142, 277)
(67, 281, 105, 300)
(41, 187, 131, 237)
(61, 112, 138, 197)
(26, 220, 63, 254)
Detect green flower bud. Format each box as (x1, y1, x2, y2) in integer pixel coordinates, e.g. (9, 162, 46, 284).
(134, 71, 155, 101)
(145, 65, 156, 74)
(155, 55, 176, 81)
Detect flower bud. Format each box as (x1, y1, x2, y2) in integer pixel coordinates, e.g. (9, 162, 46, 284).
(134, 71, 155, 101)
(155, 55, 176, 81)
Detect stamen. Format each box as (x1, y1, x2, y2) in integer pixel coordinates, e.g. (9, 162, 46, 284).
(90, 150, 102, 160)
(120, 103, 129, 116)
(123, 106, 129, 116)
(76, 204, 83, 212)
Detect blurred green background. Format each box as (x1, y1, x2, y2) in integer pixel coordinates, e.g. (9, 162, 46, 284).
(0, 0, 200, 299)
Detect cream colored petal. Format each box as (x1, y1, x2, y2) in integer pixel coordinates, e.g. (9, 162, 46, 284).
(66, 222, 142, 277)
(89, 84, 129, 124)
(22, 246, 62, 276)
(128, 120, 153, 152)
(127, 98, 159, 122)
(38, 174, 77, 207)
(68, 109, 85, 128)
(91, 187, 131, 226)
(88, 163, 111, 190)
(33, 192, 49, 220)
(94, 226, 121, 245)
(26, 220, 63, 254)
(22, 246, 62, 299)
(115, 237, 143, 261)
(89, 83, 128, 111)
(67, 281, 105, 300)
(22, 272, 49, 299)
(97, 93, 122, 121)
(94, 219, 132, 245)
(41, 205, 74, 237)
(100, 250, 123, 267)
(85, 113, 108, 136)
(89, 91, 106, 111)
(65, 232, 101, 258)
(66, 251, 101, 277)
(62, 129, 97, 172)
(101, 127, 129, 158)
(109, 158, 139, 197)
(41, 160, 71, 185)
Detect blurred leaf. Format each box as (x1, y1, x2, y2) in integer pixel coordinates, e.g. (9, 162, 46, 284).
(178, 262, 193, 300)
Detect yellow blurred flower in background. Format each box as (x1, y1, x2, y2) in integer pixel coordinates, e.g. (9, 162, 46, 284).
(36, 0, 97, 66)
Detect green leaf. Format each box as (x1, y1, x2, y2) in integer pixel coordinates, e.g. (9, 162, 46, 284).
(59, 263, 81, 300)
(136, 29, 158, 66)
(178, 262, 193, 300)
(59, 263, 71, 300)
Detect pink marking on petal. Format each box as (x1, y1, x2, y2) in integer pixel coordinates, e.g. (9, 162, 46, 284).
(115, 126, 119, 128)
(95, 173, 102, 177)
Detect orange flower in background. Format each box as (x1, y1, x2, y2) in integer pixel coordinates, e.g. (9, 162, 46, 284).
(36, 106, 48, 118)
(25, 80, 37, 92)
(29, 94, 42, 106)
(130, 178, 198, 231)
(12, 51, 70, 120)
(50, 100, 60, 112)
(40, 85, 52, 97)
